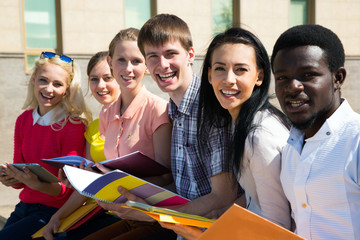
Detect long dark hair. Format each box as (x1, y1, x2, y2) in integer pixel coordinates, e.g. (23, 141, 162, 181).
(198, 27, 288, 176)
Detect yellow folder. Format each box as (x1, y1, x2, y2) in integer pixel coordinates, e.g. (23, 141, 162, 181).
(32, 202, 100, 239)
(124, 201, 215, 228)
(198, 204, 304, 240)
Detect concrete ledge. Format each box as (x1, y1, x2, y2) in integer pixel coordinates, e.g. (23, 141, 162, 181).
(0, 215, 6, 230)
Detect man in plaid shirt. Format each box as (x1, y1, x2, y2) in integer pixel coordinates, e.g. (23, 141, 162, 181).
(137, 13, 237, 214)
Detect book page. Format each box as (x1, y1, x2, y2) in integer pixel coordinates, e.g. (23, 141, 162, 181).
(63, 165, 102, 192)
(41, 156, 93, 168)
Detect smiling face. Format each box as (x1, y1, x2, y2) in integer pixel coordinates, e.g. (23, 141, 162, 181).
(208, 43, 263, 121)
(143, 40, 195, 104)
(273, 45, 343, 137)
(89, 60, 119, 105)
(108, 40, 146, 95)
(32, 63, 68, 116)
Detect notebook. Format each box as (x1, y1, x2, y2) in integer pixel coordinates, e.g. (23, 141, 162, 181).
(198, 204, 304, 240)
(63, 165, 190, 207)
(41, 151, 170, 177)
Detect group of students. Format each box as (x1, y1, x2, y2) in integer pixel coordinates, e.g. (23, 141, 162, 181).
(0, 13, 359, 240)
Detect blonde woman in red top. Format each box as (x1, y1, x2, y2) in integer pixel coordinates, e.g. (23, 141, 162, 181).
(0, 52, 91, 240)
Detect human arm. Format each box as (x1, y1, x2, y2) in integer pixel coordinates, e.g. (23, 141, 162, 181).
(84, 118, 106, 163)
(9, 112, 61, 194)
(152, 123, 172, 169)
(83, 141, 101, 172)
(143, 123, 173, 186)
(47, 122, 87, 193)
(11, 113, 26, 189)
(96, 186, 154, 222)
(205, 192, 246, 219)
(4, 163, 63, 195)
(58, 159, 92, 189)
(96, 171, 237, 223)
(94, 168, 237, 232)
(174, 172, 237, 216)
(31, 122, 86, 195)
(85, 141, 93, 161)
(10, 121, 87, 195)
(170, 116, 237, 216)
(245, 117, 291, 229)
(43, 191, 88, 240)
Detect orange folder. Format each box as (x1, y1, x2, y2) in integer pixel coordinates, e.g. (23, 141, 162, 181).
(198, 204, 304, 240)
(124, 201, 215, 228)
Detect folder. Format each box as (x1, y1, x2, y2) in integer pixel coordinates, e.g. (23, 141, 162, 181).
(198, 204, 304, 240)
(41, 151, 170, 177)
(32, 202, 102, 239)
(125, 201, 215, 228)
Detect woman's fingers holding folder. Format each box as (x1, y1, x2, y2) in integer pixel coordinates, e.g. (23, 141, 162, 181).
(159, 222, 203, 240)
(43, 215, 60, 240)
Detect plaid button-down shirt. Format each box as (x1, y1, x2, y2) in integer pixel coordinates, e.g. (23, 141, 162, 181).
(169, 74, 231, 200)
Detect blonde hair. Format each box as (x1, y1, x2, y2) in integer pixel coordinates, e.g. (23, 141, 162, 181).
(108, 28, 139, 58)
(23, 56, 92, 130)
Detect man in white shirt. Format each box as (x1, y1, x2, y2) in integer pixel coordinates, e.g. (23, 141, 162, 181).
(271, 24, 360, 240)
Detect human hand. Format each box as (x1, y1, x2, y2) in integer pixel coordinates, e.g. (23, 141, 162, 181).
(205, 206, 228, 219)
(43, 215, 61, 240)
(96, 186, 153, 221)
(58, 168, 73, 189)
(158, 222, 203, 240)
(0, 164, 22, 187)
(0, 164, 7, 176)
(94, 163, 112, 174)
(5, 163, 41, 189)
(82, 160, 96, 171)
(0, 174, 21, 187)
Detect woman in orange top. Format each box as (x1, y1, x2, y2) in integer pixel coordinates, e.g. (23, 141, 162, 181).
(83, 28, 173, 240)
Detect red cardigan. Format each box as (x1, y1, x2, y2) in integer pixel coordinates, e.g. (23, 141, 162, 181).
(12, 110, 86, 208)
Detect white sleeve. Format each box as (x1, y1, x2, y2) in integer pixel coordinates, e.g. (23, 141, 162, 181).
(247, 117, 291, 229)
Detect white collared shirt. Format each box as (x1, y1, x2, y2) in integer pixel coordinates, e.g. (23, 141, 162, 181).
(281, 99, 360, 240)
(238, 110, 291, 229)
(32, 107, 66, 126)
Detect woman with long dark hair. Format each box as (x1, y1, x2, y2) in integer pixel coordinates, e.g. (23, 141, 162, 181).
(160, 28, 291, 239)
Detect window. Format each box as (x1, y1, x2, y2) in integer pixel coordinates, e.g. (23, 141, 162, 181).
(212, 0, 233, 35)
(125, 0, 152, 29)
(290, 0, 308, 26)
(23, 0, 61, 72)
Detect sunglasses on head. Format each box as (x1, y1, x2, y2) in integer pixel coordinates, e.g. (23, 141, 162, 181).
(40, 51, 74, 72)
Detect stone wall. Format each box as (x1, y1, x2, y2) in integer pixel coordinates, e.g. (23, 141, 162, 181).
(0, 55, 359, 164)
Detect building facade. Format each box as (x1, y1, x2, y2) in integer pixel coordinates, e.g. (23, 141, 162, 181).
(0, 0, 359, 161)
